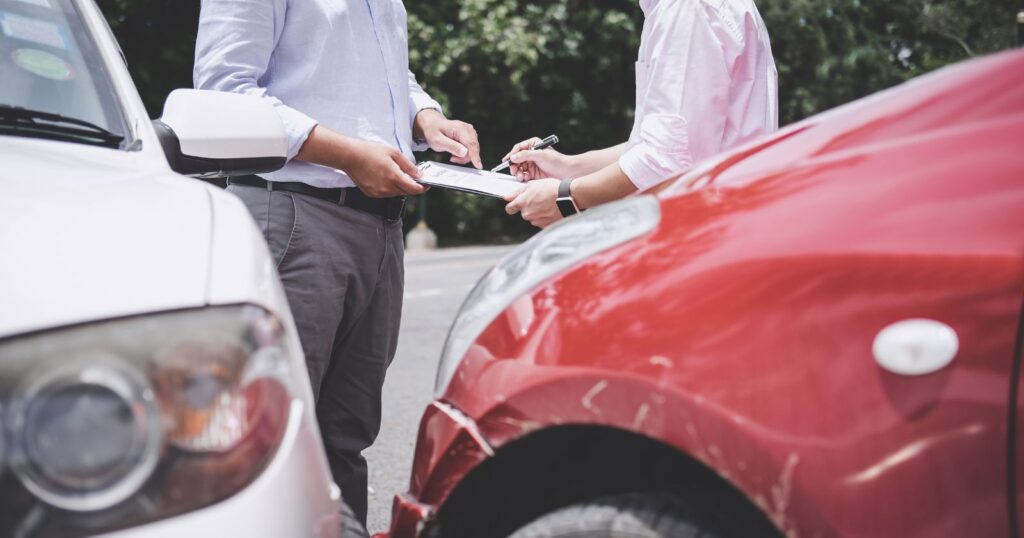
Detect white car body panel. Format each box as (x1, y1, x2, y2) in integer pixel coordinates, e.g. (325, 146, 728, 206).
(0, 138, 210, 339)
(0, 0, 345, 535)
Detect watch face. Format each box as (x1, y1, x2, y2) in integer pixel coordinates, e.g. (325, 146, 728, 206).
(557, 198, 578, 217)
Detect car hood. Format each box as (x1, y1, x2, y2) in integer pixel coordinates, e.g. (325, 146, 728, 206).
(655, 49, 1024, 197)
(0, 138, 213, 338)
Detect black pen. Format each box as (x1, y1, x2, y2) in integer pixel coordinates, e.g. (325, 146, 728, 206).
(491, 134, 560, 173)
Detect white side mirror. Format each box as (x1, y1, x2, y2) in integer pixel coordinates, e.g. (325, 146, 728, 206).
(154, 89, 288, 178)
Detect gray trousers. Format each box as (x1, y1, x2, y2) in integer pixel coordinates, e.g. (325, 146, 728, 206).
(228, 185, 403, 525)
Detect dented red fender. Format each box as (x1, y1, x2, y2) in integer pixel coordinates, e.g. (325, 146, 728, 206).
(390, 50, 1024, 538)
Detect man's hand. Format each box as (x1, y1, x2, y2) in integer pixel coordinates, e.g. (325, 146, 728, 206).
(503, 137, 577, 182)
(295, 126, 425, 198)
(342, 139, 426, 198)
(414, 109, 483, 169)
(504, 178, 562, 229)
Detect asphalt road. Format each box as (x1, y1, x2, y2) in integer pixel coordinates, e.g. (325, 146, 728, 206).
(365, 245, 515, 534)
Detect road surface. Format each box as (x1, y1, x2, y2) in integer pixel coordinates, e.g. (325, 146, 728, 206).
(366, 245, 514, 534)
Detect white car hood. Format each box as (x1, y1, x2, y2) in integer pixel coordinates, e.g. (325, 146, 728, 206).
(0, 139, 213, 338)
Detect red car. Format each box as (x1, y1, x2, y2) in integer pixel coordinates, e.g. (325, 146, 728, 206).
(385, 50, 1024, 538)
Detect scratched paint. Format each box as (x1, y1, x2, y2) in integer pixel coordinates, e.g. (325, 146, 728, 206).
(649, 355, 674, 368)
(580, 380, 609, 413)
(631, 403, 650, 430)
(771, 453, 800, 534)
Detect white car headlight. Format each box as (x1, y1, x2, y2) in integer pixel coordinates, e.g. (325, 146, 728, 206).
(0, 306, 296, 537)
(435, 196, 661, 396)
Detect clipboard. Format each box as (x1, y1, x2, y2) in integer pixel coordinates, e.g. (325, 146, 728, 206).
(416, 161, 525, 199)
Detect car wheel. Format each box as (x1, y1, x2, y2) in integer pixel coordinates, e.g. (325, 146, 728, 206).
(506, 492, 726, 538)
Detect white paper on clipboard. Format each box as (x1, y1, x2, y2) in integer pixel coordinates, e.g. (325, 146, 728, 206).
(416, 161, 525, 199)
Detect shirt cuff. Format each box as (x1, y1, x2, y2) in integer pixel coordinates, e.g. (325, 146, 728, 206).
(618, 114, 694, 191)
(409, 95, 443, 152)
(275, 104, 318, 161)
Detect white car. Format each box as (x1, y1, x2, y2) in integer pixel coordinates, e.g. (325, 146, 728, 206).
(0, 0, 361, 536)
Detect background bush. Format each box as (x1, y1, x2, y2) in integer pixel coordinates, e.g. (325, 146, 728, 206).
(98, 0, 1017, 245)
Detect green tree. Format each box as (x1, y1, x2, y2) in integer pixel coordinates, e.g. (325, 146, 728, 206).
(98, 0, 1017, 245)
(407, 0, 643, 243)
(100, 0, 198, 115)
(760, 0, 1016, 122)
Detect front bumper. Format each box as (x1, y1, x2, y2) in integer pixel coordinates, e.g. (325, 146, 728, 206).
(102, 401, 344, 538)
(382, 493, 435, 538)
(382, 401, 494, 538)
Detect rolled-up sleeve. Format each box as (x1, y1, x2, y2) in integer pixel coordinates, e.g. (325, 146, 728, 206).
(619, 0, 732, 190)
(407, 70, 442, 151)
(193, 0, 317, 161)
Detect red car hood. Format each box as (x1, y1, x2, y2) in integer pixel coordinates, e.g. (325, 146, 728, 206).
(655, 49, 1024, 197)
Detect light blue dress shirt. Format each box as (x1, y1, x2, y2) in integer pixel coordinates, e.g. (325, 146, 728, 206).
(193, 0, 442, 188)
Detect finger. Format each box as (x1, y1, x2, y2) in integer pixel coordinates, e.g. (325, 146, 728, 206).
(393, 153, 422, 179)
(503, 137, 541, 162)
(457, 124, 483, 169)
(519, 163, 533, 181)
(388, 160, 426, 195)
(433, 134, 469, 160)
(396, 173, 426, 195)
(519, 137, 542, 151)
(510, 149, 547, 165)
(503, 187, 527, 204)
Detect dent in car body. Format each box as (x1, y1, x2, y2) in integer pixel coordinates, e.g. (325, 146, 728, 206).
(402, 50, 1024, 538)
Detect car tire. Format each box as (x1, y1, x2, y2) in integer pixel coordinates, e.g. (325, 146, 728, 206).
(506, 492, 726, 538)
(341, 500, 369, 538)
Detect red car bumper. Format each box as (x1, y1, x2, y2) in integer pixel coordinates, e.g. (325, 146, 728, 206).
(379, 401, 494, 538)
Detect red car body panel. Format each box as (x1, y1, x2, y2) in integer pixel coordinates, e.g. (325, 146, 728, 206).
(388, 50, 1024, 537)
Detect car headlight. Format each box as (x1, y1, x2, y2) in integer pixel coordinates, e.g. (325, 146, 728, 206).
(8, 356, 163, 512)
(435, 196, 661, 396)
(0, 305, 295, 538)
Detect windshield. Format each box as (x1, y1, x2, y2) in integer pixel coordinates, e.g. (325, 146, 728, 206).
(0, 0, 128, 147)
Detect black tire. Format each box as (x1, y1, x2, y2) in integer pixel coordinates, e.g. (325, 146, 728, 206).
(341, 500, 369, 538)
(506, 492, 726, 538)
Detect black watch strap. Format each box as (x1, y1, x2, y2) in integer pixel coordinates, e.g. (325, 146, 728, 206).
(556, 178, 579, 217)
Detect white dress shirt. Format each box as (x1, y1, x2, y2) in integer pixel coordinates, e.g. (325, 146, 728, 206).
(193, 0, 442, 188)
(620, 0, 779, 190)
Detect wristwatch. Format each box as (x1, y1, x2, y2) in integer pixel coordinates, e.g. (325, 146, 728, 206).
(556, 178, 580, 217)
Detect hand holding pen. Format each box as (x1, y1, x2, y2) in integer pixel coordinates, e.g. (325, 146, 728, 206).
(495, 135, 571, 181)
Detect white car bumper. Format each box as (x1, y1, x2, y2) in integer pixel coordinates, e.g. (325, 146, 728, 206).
(100, 401, 344, 538)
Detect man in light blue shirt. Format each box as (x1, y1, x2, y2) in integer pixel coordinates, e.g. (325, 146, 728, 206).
(194, 0, 482, 524)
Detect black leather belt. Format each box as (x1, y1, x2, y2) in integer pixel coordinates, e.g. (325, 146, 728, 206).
(229, 175, 406, 221)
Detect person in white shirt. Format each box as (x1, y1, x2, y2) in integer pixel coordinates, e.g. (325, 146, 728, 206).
(505, 0, 778, 227)
(193, 0, 481, 524)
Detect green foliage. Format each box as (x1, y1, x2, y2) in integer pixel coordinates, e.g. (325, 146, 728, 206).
(406, 0, 643, 243)
(760, 0, 1016, 123)
(99, 0, 199, 115)
(97, 0, 1016, 245)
